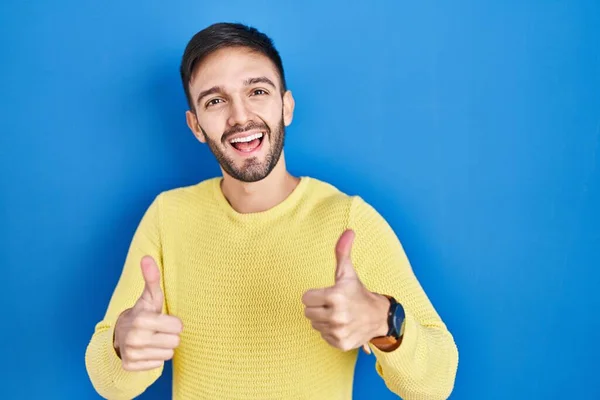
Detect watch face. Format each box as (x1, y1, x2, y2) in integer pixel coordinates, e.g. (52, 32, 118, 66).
(391, 305, 405, 336)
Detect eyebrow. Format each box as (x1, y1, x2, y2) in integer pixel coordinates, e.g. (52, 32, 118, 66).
(196, 76, 277, 106)
(243, 76, 276, 88)
(197, 86, 222, 106)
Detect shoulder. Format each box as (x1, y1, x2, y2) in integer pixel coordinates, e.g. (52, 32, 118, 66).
(153, 177, 220, 212)
(305, 177, 384, 216)
(303, 176, 355, 215)
(303, 177, 388, 229)
(311, 179, 394, 239)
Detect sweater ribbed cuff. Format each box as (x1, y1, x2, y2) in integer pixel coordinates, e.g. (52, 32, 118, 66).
(90, 325, 162, 398)
(370, 310, 420, 377)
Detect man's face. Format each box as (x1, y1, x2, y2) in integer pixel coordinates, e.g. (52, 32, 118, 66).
(186, 47, 294, 182)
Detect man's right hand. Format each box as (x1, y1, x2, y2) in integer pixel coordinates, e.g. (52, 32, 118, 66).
(113, 255, 183, 371)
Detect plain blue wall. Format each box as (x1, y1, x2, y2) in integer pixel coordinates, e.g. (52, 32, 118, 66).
(2, 0, 599, 399)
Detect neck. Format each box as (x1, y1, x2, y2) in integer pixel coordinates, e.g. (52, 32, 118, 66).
(220, 152, 300, 214)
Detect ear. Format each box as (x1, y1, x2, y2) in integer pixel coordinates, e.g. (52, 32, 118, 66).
(282, 90, 295, 127)
(186, 110, 206, 143)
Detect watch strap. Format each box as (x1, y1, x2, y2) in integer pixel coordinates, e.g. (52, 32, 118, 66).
(369, 294, 403, 349)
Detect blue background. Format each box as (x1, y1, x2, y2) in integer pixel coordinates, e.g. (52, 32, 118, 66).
(2, 0, 599, 399)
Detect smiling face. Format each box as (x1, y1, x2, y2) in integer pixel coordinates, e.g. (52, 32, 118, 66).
(185, 46, 295, 182)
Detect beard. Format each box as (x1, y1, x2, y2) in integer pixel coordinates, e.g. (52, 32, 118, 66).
(201, 116, 285, 183)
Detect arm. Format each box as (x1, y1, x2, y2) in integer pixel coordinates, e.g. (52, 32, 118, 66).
(348, 196, 459, 400)
(84, 194, 167, 399)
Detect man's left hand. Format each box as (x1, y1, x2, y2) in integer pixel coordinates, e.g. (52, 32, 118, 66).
(301, 229, 389, 353)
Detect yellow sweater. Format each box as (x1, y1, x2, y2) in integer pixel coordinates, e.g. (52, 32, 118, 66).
(85, 176, 458, 399)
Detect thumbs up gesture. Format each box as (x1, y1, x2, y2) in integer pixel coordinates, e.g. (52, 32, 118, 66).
(301, 230, 390, 353)
(113, 256, 183, 371)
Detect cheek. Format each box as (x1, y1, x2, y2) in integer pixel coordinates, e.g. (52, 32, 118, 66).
(254, 100, 283, 125)
(197, 114, 227, 139)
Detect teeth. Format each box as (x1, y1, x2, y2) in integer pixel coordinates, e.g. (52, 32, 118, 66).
(230, 132, 264, 144)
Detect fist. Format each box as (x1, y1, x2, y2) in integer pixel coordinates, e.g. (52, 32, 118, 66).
(114, 256, 183, 371)
(302, 230, 387, 354)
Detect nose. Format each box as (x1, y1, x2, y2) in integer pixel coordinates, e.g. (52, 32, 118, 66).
(227, 97, 251, 127)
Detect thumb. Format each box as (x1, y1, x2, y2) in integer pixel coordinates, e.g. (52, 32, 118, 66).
(139, 255, 164, 313)
(335, 230, 358, 282)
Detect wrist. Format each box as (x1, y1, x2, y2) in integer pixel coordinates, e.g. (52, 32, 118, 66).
(371, 293, 392, 338)
(368, 293, 405, 352)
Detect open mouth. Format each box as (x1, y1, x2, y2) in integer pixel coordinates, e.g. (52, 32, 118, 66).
(229, 132, 265, 153)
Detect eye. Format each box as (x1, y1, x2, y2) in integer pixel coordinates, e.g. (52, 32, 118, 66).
(205, 98, 224, 108)
(251, 89, 268, 96)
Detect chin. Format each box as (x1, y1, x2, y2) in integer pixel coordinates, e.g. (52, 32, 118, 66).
(225, 155, 277, 183)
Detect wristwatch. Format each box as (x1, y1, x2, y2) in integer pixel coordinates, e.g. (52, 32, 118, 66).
(370, 295, 405, 347)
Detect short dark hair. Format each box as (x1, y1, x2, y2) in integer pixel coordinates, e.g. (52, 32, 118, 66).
(180, 22, 287, 110)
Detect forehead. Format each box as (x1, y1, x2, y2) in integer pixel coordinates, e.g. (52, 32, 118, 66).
(190, 47, 282, 93)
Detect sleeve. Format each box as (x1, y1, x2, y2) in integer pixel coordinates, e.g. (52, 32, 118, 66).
(84, 193, 167, 400)
(347, 196, 459, 400)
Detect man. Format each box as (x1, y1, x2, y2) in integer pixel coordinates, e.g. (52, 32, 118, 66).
(85, 22, 459, 400)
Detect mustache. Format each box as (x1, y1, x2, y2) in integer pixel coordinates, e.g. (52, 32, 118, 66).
(222, 121, 270, 143)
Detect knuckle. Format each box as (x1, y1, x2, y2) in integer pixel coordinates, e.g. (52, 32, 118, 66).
(333, 328, 347, 341)
(340, 341, 353, 352)
(331, 312, 348, 326)
(173, 335, 181, 348)
(127, 334, 144, 348)
(300, 293, 308, 305)
(122, 348, 135, 361)
(328, 291, 345, 306)
(121, 331, 133, 344)
(166, 316, 183, 333)
(175, 318, 184, 332)
(121, 361, 134, 371)
(119, 346, 130, 359)
(123, 330, 141, 346)
(131, 315, 146, 329)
